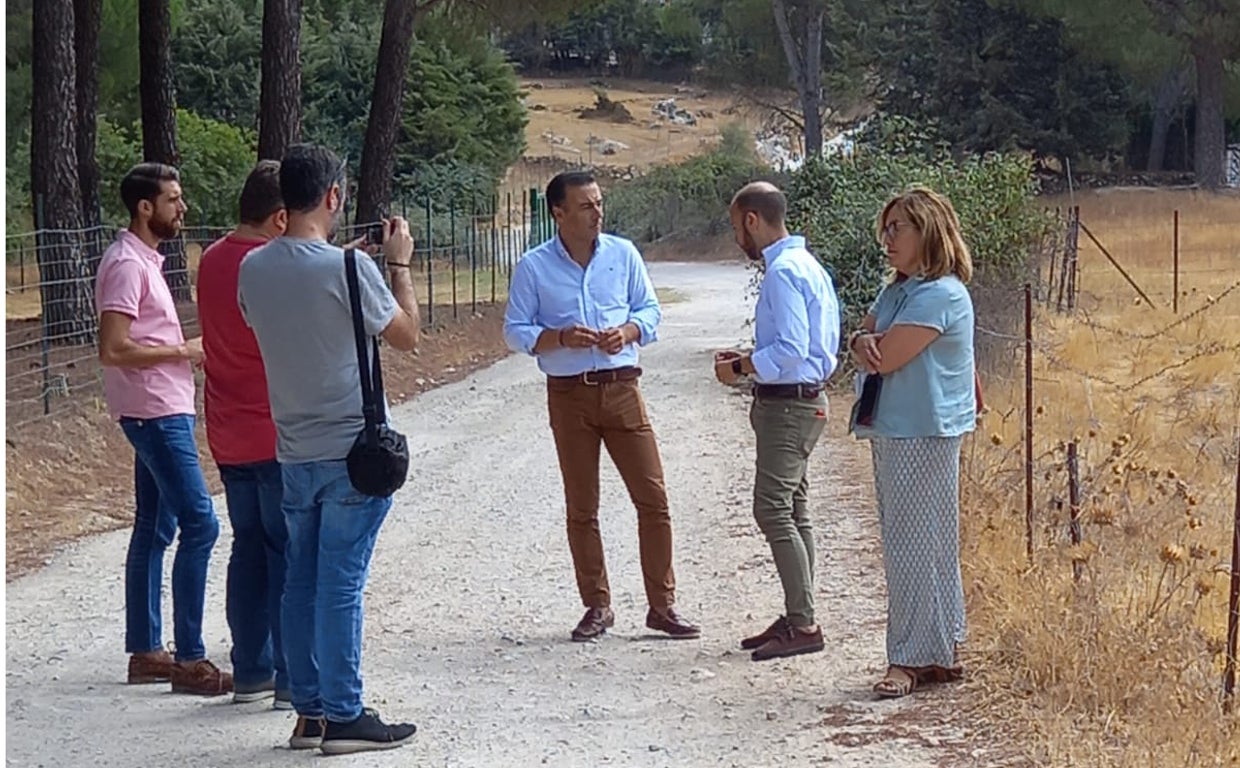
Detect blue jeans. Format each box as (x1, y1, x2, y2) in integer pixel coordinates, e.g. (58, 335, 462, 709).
(220, 460, 288, 690)
(120, 414, 219, 661)
(281, 460, 390, 722)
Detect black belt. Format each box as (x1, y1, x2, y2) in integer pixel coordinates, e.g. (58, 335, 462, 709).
(547, 366, 642, 386)
(752, 382, 824, 399)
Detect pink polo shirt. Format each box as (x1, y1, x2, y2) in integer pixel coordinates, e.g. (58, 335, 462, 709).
(95, 230, 196, 421)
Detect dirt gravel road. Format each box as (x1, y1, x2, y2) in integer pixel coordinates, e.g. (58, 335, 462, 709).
(6, 262, 979, 767)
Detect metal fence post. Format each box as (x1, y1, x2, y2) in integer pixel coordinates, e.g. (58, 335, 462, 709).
(1173, 209, 1180, 315)
(35, 193, 52, 416)
(425, 194, 434, 327)
(450, 200, 458, 320)
(1067, 440, 1082, 583)
(490, 194, 498, 304)
(506, 191, 514, 290)
(470, 196, 477, 314)
(1024, 283, 1034, 561)
(1224, 439, 1239, 712)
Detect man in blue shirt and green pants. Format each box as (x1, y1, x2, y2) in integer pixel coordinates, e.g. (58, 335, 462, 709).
(715, 181, 840, 661)
(504, 171, 700, 643)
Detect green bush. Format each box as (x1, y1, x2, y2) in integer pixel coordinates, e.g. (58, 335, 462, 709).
(605, 122, 771, 243)
(92, 109, 256, 228)
(175, 108, 257, 226)
(787, 121, 1052, 334)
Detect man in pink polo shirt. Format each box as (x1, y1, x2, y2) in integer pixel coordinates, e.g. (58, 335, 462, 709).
(95, 162, 231, 697)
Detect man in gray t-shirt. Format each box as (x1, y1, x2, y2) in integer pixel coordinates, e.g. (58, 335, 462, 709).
(239, 236, 396, 463)
(237, 143, 421, 756)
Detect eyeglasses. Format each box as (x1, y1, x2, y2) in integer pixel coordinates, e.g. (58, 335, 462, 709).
(881, 219, 916, 241)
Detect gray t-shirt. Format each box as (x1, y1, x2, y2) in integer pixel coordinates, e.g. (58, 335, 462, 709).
(238, 237, 398, 464)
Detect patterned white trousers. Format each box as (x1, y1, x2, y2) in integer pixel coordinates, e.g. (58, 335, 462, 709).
(870, 436, 967, 668)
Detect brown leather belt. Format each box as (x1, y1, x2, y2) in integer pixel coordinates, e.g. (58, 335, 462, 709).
(752, 383, 824, 399)
(548, 366, 642, 386)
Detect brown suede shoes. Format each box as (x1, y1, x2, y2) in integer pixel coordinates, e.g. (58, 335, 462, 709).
(750, 623, 825, 661)
(571, 607, 615, 641)
(740, 616, 789, 650)
(645, 608, 701, 639)
(170, 659, 234, 696)
(127, 649, 176, 684)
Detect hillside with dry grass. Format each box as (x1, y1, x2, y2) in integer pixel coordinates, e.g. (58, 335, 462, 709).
(962, 189, 1239, 765)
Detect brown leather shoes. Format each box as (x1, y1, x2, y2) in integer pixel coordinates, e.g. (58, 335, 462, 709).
(645, 608, 701, 639)
(751, 623, 825, 661)
(127, 649, 176, 684)
(571, 607, 615, 641)
(170, 659, 234, 696)
(740, 616, 789, 650)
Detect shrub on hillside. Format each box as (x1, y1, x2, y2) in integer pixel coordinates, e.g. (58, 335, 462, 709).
(605, 122, 772, 243)
(787, 118, 1054, 350)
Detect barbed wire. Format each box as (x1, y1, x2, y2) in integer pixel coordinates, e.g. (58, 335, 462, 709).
(1036, 339, 1240, 391)
(977, 316, 1240, 392)
(1065, 279, 1240, 341)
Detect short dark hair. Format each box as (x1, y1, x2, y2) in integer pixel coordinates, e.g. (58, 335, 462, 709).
(279, 143, 345, 213)
(545, 171, 597, 215)
(732, 183, 787, 226)
(238, 160, 284, 225)
(120, 163, 180, 218)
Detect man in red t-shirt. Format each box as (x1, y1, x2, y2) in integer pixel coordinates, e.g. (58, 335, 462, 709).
(196, 160, 290, 708)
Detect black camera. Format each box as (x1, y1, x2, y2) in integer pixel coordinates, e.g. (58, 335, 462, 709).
(365, 221, 386, 247)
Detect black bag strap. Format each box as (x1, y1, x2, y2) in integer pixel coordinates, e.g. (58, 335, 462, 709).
(344, 249, 385, 442)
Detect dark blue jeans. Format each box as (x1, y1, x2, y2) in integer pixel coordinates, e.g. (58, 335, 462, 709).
(120, 414, 219, 661)
(281, 460, 390, 723)
(220, 460, 288, 690)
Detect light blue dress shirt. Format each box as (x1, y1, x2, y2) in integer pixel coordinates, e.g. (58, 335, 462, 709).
(503, 233, 661, 376)
(852, 275, 976, 439)
(751, 235, 841, 385)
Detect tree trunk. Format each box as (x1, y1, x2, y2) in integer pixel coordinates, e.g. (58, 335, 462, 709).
(74, 0, 102, 232)
(771, 0, 826, 158)
(356, 0, 421, 226)
(32, 0, 95, 345)
(1146, 63, 1188, 172)
(1191, 37, 1225, 189)
(138, 0, 190, 300)
(258, 0, 302, 160)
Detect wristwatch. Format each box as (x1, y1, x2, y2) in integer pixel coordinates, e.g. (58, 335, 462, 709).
(731, 358, 743, 375)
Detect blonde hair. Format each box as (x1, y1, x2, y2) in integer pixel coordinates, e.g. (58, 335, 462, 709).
(875, 186, 973, 283)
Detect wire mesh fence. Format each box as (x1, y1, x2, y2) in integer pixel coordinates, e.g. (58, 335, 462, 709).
(5, 189, 561, 431)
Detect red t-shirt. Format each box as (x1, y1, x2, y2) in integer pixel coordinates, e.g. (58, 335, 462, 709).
(197, 233, 278, 466)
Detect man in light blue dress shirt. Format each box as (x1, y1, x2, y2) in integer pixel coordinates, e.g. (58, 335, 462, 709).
(504, 171, 700, 643)
(714, 182, 840, 661)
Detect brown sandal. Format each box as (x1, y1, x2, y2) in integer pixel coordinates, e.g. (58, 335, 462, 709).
(912, 664, 965, 684)
(873, 665, 917, 698)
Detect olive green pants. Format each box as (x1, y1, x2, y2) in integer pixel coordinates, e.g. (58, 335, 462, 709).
(749, 394, 828, 627)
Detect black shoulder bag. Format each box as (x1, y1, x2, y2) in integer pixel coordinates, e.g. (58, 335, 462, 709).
(344, 248, 410, 497)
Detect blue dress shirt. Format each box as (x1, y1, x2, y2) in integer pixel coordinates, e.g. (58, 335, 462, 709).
(751, 235, 841, 385)
(504, 233, 661, 376)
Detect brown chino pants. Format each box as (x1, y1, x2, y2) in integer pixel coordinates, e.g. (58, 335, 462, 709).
(546, 377, 676, 611)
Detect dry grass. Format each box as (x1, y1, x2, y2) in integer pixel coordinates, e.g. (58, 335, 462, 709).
(518, 77, 763, 170)
(963, 189, 1240, 765)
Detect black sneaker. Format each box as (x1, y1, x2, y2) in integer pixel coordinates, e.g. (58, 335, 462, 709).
(289, 716, 325, 750)
(233, 678, 275, 704)
(319, 708, 417, 755)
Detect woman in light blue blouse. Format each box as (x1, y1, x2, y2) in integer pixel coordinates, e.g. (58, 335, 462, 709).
(847, 187, 976, 699)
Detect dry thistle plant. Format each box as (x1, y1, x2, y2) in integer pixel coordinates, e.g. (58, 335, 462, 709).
(960, 190, 1240, 767)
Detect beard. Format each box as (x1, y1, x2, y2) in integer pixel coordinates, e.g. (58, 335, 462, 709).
(742, 232, 762, 262)
(148, 212, 181, 240)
